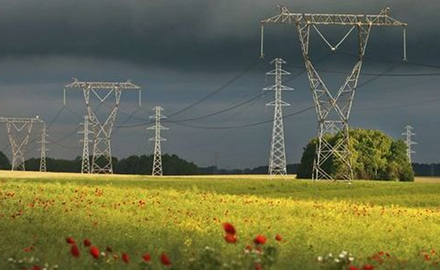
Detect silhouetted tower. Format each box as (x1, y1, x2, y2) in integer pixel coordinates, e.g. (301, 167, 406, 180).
(148, 106, 168, 176)
(265, 58, 293, 176)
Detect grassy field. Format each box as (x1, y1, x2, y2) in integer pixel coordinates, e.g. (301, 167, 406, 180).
(1, 171, 440, 269)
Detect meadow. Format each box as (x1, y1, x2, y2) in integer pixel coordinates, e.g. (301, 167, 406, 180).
(1, 171, 440, 269)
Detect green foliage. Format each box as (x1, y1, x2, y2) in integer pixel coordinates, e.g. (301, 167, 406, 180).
(0, 150, 10, 170)
(115, 154, 199, 175)
(23, 154, 199, 175)
(297, 129, 414, 181)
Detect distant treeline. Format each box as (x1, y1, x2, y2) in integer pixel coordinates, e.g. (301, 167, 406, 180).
(0, 149, 438, 176)
(0, 150, 299, 175)
(412, 163, 440, 176)
(23, 154, 199, 175)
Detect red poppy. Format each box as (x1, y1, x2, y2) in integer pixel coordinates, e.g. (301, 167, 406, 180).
(255, 263, 263, 270)
(122, 252, 130, 264)
(90, 245, 100, 259)
(160, 253, 172, 266)
(349, 266, 359, 270)
(222, 222, 236, 235)
(425, 254, 430, 261)
(32, 266, 41, 270)
(83, 239, 92, 247)
(142, 253, 151, 262)
(70, 245, 80, 258)
(224, 233, 237, 244)
(66, 237, 75, 245)
(275, 234, 282, 241)
(254, 235, 267, 245)
(363, 264, 374, 270)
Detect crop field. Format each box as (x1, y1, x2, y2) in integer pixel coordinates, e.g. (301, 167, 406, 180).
(1, 171, 440, 269)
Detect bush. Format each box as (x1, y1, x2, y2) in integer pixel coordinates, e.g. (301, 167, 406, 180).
(297, 129, 414, 181)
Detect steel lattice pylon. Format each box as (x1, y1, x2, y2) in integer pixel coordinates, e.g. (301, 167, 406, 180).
(79, 115, 93, 174)
(0, 116, 45, 171)
(265, 58, 293, 176)
(38, 123, 48, 172)
(147, 106, 168, 176)
(402, 125, 416, 164)
(260, 6, 407, 181)
(64, 78, 141, 174)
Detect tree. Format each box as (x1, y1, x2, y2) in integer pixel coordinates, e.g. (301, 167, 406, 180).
(0, 151, 10, 170)
(297, 129, 414, 181)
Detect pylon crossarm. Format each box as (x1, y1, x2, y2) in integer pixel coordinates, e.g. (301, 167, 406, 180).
(261, 6, 407, 27)
(65, 79, 140, 90)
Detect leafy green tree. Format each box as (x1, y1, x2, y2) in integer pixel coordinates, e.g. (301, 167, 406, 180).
(297, 129, 414, 181)
(0, 151, 10, 170)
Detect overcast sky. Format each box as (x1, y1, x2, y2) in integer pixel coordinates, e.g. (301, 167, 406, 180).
(0, 0, 439, 169)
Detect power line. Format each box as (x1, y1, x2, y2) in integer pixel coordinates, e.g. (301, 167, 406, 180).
(168, 106, 314, 130)
(167, 61, 261, 118)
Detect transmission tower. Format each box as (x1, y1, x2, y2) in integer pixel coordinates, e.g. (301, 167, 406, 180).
(0, 116, 45, 171)
(402, 125, 416, 164)
(260, 6, 407, 181)
(64, 79, 141, 174)
(79, 115, 93, 174)
(38, 123, 48, 172)
(147, 106, 168, 176)
(265, 58, 293, 176)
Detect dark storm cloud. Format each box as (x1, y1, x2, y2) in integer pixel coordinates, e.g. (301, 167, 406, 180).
(0, 0, 439, 168)
(0, 0, 437, 71)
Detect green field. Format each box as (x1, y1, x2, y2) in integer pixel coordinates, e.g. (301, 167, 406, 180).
(1, 171, 440, 269)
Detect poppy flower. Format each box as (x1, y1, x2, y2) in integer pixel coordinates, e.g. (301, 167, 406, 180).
(32, 266, 41, 270)
(275, 234, 282, 241)
(222, 223, 236, 235)
(70, 245, 80, 258)
(83, 239, 92, 247)
(122, 252, 130, 263)
(254, 235, 267, 245)
(425, 254, 430, 261)
(142, 253, 151, 262)
(224, 233, 237, 243)
(66, 237, 75, 245)
(349, 266, 359, 270)
(160, 253, 172, 266)
(363, 264, 374, 270)
(90, 245, 100, 259)
(255, 263, 263, 270)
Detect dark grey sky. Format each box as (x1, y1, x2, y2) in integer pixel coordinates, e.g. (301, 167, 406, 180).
(0, 0, 439, 169)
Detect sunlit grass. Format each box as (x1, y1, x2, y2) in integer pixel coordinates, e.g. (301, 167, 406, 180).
(0, 171, 439, 269)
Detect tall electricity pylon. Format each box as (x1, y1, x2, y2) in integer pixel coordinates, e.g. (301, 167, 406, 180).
(0, 116, 45, 171)
(260, 6, 407, 181)
(79, 115, 93, 174)
(147, 106, 168, 176)
(64, 79, 141, 174)
(265, 58, 293, 176)
(38, 123, 48, 172)
(402, 125, 416, 164)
